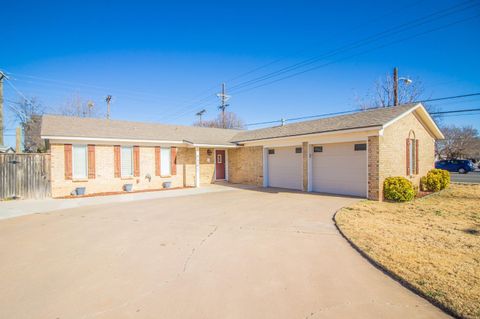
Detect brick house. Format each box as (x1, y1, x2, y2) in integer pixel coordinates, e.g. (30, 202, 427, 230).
(40, 103, 443, 200)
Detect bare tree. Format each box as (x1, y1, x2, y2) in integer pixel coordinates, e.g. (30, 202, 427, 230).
(8, 97, 47, 152)
(8, 96, 45, 126)
(193, 111, 245, 129)
(436, 125, 479, 159)
(359, 73, 424, 109)
(58, 94, 101, 118)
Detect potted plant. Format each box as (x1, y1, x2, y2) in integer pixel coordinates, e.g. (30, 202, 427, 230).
(75, 187, 86, 196)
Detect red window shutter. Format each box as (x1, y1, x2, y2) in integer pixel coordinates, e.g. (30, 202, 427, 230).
(155, 146, 161, 176)
(415, 139, 419, 175)
(171, 147, 177, 175)
(88, 145, 96, 179)
(64, 144, 72, 180)
(114, 145, 121, 178)
(406, 139, 410, 176)
(133, 146, 140, 177)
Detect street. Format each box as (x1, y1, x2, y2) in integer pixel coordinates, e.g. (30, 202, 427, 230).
(450, 171, 480, 184)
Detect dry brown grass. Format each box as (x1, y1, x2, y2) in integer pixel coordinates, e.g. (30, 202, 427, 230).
(335, 184, 480, 319)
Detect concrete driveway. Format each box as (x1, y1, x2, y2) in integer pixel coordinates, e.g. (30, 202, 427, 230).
(0, 186, 448, 319)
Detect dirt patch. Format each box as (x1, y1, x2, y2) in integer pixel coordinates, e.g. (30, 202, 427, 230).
(335, 184, 480, 319)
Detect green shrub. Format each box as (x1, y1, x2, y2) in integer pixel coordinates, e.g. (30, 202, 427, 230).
(384, 177, 415, 202)
(424, 169, 450, 192)
(420, 176, 428, 192)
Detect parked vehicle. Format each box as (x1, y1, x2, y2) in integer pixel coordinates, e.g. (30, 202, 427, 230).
(435, 159, 474, 174)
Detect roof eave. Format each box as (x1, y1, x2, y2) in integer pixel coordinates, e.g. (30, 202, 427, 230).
(230, 125, 384, 144)
(41, 135, 187, 145)
(381, 103, 444, 139)
(41, 135, 239, 147)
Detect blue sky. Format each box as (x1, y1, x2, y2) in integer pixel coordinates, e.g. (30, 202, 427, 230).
(1, 0, 479, 147)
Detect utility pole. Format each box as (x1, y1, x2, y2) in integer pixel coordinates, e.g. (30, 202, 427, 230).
(105, 95, 112, 119)
(196, 109, 206, 126)
(0, 71, 5, 146)
(15, 127, 21, 153)
(216, 83, 230, 128)
(393, 67, 399, 107)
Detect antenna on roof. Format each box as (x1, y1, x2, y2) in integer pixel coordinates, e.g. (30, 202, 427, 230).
(87, 100, 94, 117)
(196, 109, 206, 126)
(105, 95, 112, 119)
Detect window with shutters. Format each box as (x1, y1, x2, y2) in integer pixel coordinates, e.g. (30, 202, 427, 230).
(160, 147, 171, 176)
(72, 145, 88, 179)
(121, 146, 133, 177)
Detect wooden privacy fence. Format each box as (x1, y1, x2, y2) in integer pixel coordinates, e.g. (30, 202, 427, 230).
(0, 153, 51, 200)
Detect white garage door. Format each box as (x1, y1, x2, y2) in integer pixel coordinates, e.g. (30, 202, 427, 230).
(312, 142, 367, 197)
(267, 146, 303, 190)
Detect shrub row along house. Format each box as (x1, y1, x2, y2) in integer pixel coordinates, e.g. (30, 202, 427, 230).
(40, 103, 444, 200)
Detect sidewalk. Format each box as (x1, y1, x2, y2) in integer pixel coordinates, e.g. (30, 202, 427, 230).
(0, 184, 232, 220)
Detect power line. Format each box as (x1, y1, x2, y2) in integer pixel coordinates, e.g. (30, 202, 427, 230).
(420, 93, 480, 103)
(224, 0, 429, 85)
(163, 1, 469, 118)
(245, 92, 480, 127)
(227, 1, 477, 94)
(430, 108, 480, 115)
(166, 4, 480, 122)
(231, 13, 480, 97)
(3, 71, 195, 105)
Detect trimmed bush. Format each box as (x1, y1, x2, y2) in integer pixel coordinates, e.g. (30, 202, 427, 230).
(384, 177, 415, 202)
(420, 176, 428, 192)
(424, 169, 450, 192)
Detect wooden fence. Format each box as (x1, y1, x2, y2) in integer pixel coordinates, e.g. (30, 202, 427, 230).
(0, 153, 51, 200)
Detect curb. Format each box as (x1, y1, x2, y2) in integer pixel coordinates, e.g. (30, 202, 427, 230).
(332, 209, 461, 319)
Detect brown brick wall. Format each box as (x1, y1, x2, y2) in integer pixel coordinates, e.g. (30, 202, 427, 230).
(228, 146, 263, 186)
(50, 144, 209, 197)
(200, 148, 215, 184)
(368, 112, 436, 200)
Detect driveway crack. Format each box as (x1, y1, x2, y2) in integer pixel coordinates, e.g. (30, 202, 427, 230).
(183, 225, 218, 273)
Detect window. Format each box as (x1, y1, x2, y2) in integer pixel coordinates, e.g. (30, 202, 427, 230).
(313, 146, 323, 153)
(121, 146, 133, 177)
(409, 140, 415, 174)
(72, 145, 88, 179)
(407, 139, 417, 175)
(354, 143, 367, 151)
(295, 147, 302, 154)
(161, 147, 171, 176)
(268, 149, 275, 155)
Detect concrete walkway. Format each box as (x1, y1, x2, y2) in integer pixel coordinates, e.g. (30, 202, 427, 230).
(0, 184, 232, 220)
(0, 186, 448, 319)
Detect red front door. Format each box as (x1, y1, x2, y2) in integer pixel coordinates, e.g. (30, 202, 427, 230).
(215, 150, 226, 180)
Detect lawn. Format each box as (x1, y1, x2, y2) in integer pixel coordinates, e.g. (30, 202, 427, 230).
(335, 184, 480, 319)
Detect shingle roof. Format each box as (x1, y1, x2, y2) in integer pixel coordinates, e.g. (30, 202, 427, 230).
(41, 104, 422, 146)
(230, 103, 419, 142)
(41, 115, 241, 146)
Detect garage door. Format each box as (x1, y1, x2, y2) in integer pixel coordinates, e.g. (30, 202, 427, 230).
(267, 146, 303, 190)
(312, 142, 367, 197)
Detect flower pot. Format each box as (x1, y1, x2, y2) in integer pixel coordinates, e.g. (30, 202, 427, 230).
(75, 187, 86, 196)
(163, 181, 172, 188)
(123, 184, 133, 192)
